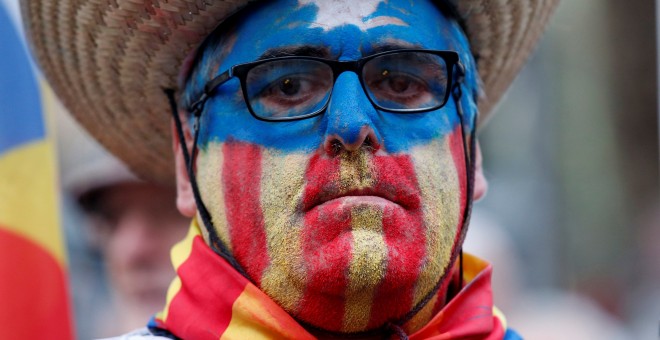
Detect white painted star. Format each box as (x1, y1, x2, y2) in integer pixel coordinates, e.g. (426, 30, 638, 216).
(297, 0, 408, 32)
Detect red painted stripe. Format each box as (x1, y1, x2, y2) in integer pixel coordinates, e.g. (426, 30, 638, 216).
(367, 154, 426, 329)
(0, 227, 72, 340)
(373, 154, 423, 211)
(164, 235, 248, 339)
(298, 152, 349, 330)
(301, 152, 341, 209)
(222, 141, 270, 286)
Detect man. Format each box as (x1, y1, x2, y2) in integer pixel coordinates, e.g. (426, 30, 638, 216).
(23, 0, 558, 338)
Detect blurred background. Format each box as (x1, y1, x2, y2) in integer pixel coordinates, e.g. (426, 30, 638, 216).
(464, 1, 659, 339)
(1, 0, 658, 339)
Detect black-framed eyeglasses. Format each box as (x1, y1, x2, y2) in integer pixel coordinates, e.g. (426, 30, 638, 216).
(188, 49, 464, 122)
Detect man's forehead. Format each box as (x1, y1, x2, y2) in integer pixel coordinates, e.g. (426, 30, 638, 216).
(296, 0, 408, 32)
(219, 0, 454, 58)
(187, 0, 465, 88)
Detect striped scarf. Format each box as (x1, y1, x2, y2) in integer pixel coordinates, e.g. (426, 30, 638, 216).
(149, 220, 510, 339)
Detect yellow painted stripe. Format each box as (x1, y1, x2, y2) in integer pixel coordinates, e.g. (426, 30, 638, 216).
(404, 292, 439, 333)
(339, 150, 374, 190)
(338, 152, 382, 332)
(259, 149, 307, 313)
(0, 141, 65, 265)
(158, 220, 198, 322)
(410, 139, 460, 307)
(342, 205, 386, 332)
(197, 143, 232, 251)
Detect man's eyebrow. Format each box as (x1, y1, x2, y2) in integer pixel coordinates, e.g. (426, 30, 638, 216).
(258, 46, 330, 60)
(368, 42, 423, 54)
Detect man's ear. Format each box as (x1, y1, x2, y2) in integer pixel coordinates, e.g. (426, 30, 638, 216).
(473, 142, 488, 201)
(172, 117, 197, 218)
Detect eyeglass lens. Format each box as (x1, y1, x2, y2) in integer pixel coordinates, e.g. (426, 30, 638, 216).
(244, 51, 449, 119)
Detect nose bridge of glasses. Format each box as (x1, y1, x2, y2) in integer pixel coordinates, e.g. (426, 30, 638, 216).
(331, 59, 362, 79)
(327, 59, 370, 105)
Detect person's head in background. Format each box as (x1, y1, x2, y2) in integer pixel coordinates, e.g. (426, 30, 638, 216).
(76, 171, 188, 331)
(58, 111, 188, 334)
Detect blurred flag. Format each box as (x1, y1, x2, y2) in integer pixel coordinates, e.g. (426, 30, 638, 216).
(0, 4, 73, 339)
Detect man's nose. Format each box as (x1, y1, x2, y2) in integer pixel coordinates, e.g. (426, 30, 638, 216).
(322, 72, 382, 156)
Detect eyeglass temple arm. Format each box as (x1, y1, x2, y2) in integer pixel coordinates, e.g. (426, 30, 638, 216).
(451, 61, 471, 158)
(454, 62, 466, 87)
(451, 62, 466, 116)
(188, 70, 233, 115)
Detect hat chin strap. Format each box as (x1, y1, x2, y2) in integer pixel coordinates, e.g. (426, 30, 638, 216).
(165, 89, 250, 279)
(164, 81, 477, 336)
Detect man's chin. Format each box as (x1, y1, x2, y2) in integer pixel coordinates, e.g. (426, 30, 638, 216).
(295, 232, 426, 295)
(257, 215, 451, 333)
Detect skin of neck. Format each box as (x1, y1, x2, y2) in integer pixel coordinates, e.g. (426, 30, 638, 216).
(176, 0, 482, 335)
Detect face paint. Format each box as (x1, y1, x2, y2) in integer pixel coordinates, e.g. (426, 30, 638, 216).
(297, 0, 408, 32)
(186, 0, 479, 333)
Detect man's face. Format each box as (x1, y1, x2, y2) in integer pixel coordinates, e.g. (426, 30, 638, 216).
(184, 0, 478, 332)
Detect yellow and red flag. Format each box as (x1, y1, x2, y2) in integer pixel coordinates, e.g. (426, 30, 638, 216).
(0, 4, 73, 339)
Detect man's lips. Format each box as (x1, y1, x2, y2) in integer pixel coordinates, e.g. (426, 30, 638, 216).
(303, 185, 422, 212)
(304, 188, 403, 211)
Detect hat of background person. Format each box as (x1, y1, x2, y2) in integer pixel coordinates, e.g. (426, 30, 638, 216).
(55, 96, 140, 200)
(22, 0, 560, 184)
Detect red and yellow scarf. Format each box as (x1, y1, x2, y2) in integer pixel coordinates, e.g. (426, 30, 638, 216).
(150, 220, 508, 339)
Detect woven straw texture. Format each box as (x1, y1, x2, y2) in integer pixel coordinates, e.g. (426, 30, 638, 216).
(22, 0, 559, 183)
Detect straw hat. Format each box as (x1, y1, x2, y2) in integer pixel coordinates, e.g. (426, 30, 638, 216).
(22, 0, 559, 184)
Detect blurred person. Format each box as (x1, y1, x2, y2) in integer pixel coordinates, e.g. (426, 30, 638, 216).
(57, 110, 188, 337)
(24, 0, 558, 338)
(74, 171, 189, 334)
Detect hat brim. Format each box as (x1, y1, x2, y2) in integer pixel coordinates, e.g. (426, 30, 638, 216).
(22, 0, 559, 184)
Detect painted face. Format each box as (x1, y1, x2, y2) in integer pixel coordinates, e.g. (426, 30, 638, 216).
(185, 0, 479, 333)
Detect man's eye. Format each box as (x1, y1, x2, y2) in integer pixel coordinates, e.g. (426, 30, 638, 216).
(251, 74, 310, 101)
(383, 74, 416, 93)
(280, 78, 297, 95)
(272, 77, 305, 97)
(253, 74, 329, 114)
(258, 75, 319, 105)
(245, 60, 333, 118)
(369, 71, 429, 100)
